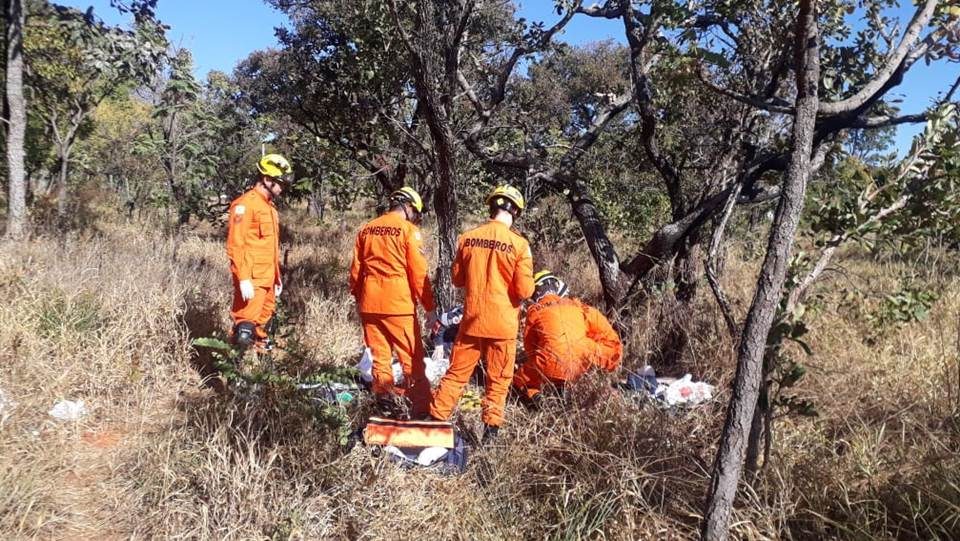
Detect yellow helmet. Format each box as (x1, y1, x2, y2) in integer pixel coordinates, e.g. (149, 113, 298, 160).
(257, 153, 292, 179)
(533, 270, 556, 285)
(390, 186, 424, 213)
(485, 185, 525, 214)
(533, 269, 569, 298)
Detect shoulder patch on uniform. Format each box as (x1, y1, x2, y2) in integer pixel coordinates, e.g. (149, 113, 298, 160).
(526, 245, 532, 258)
(234, 205, 246, 216)
(414, 230, 422, 242)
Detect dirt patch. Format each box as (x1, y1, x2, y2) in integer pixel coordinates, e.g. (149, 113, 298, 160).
(81, 428, 124, 450)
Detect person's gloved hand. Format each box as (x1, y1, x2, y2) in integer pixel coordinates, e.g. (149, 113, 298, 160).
(275, 281, 283, 297)
(239, 279, 255, 301)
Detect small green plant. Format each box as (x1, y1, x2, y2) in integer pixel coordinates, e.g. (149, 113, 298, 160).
(868, 287, 939, 330)
(36, 292, 104, 340)
(191, 336, 360, 446)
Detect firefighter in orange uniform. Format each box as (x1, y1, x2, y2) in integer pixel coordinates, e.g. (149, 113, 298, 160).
(429, 185, 534, 442)
(226, 154, 292, 348)
(349, 187, 435, 416)
(512, 271, 623, 403)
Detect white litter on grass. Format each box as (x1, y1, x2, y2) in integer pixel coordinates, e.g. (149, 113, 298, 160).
(48, 400, 87, 421)
(357, 348, 374, 383)
(0, 388, 15, 426)
(424, 346, 450, 384)
(660, 375, 714, 407)
(415, 446, 449, 466)
(358, 346, 452, 385)
(383, 445, 450, 466)
(356, 348, 406, 384)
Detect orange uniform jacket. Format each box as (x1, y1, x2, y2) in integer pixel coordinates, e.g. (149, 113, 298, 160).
(452, 220, 535, 339)
(349, 212, 435, 315)
(522, 293, 622, 380)
(226, 189, 280, 287)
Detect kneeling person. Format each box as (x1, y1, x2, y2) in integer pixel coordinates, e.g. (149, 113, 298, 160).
(513, 271, 623, 402)
(350, 187, 435, 416)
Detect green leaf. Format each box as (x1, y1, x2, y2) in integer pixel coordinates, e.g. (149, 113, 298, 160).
(697, 50, 730, 68)
(191, 337, 233, 351)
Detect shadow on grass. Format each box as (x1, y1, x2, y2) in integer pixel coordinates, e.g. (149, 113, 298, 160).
(182, 294, 228, 394)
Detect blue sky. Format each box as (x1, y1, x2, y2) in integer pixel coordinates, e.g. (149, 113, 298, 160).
(59, 0, 954, 153)
(58, 0, 288, 77)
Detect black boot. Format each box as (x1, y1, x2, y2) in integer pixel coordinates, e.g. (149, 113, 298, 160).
(481, 424, 499, 446)
(233, 321, 256, 348)
(528, 392, 544, 410)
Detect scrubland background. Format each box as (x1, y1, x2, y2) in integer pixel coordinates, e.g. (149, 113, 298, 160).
(1, 202, 958, 541)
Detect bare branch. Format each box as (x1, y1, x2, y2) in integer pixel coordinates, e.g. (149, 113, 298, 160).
(706, 180, 743, 340)
(558, 92, 633, 173)
(576, 1, 623, 19)
(698, 65, 796, 114)
(456, 69, 487, 117)
(818, 0, 939, 116)
(489, 1, 582, 107)
(849, 112, 928, 128)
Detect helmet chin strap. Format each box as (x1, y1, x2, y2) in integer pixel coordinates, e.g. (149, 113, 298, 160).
(401, 203, 422, 224)
(259, 177, 283, 199)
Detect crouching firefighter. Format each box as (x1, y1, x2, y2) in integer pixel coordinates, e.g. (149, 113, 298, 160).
(350, 187, 435, 417)
(429, 185, 534, 443)
(512, 271, 623, 404)
(226, 154, 292, 349)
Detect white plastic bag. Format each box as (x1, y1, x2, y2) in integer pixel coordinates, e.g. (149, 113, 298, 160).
(392, 362, 404, 384)
(424, 346, 450, 384)
(49, 400, 87, 421)
(357, 348, 374, 383)
(357, 348, 405, 384)
(0, 388, 15, 426)
(383, 445, 449, 466)
(662, 375, 714, 406)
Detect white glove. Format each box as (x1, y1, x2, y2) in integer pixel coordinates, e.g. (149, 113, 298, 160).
(239, 279, 255, 301)
(275, 282, 283, 297)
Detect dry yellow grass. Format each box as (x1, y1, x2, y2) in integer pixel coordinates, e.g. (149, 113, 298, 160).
(0, 208, 957, 540)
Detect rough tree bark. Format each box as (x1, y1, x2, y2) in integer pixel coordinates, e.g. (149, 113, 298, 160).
(563, 178, 629, 309)
(5, 0, 27, 239)
(701, 1, 820, 538)
(387, 0, 467, 310)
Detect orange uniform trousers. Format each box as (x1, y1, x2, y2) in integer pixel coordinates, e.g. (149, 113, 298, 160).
(430, 334, 516, 427)
(512, 361, 576, 400)
(231, 280, 276, 339)
(512, 347, 620, 400)
(361, 313, 430, 416)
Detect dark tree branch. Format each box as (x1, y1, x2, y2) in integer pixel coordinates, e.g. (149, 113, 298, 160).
(623, 7, 687, 215)
(698, 65, 796, 114)
(849, 112, 928, 128)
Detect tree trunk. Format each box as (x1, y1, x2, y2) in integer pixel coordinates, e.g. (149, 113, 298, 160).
(55, 146, 70, 222)
(432, 177, 458, 310)
(4, 0, 27, 239)
(701, 2, 820, 539)
(674, 235, 702, 303)
(308, 187, 325, 221)
(566, 186, 628, 310)
(744, 354, 771, 477)
(395, 0, 463, 310)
